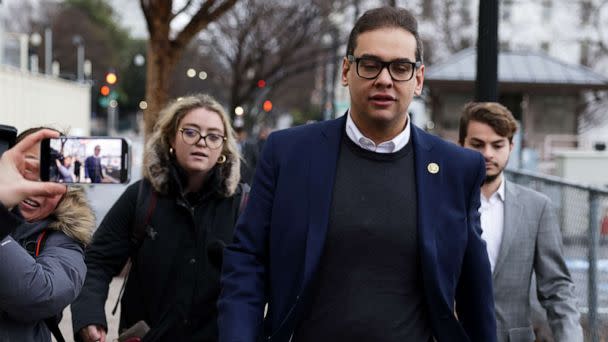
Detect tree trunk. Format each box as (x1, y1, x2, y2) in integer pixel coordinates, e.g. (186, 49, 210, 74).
(143, 8, 179, 139)
(144, 43, 177, 137)
(139, 0, 239, 139)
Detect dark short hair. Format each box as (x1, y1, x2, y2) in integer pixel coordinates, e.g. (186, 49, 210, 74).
(458, 102, 518, 145)
(16, 127, 61, 143)
(346, 6, 423, 63)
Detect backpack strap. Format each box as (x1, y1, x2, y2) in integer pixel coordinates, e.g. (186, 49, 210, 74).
(112, 180, 157, 316)
(44, 316, 65, 342)
(34, 229, 48, 257)
(131, 180, 158, 251)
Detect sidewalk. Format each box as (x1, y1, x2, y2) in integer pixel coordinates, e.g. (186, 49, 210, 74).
(56, 277, 123, 342)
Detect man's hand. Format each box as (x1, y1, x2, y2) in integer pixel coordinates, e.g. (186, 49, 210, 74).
(0, 129, 67, 208)
(80, 324, 107, 342)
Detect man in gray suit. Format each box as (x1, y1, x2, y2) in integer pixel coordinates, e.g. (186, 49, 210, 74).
(458, 102, 582, 342)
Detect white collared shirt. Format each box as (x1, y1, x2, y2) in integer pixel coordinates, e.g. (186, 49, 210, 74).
(479, 178, 505, 273)
(345, 112, 411, 153)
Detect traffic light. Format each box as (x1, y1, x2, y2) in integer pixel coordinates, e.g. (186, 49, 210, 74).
(105, 72, 117, 84)
(262, 100, 273, 112)
(257, 79, 266, 88)
(99, 71, 118, 108)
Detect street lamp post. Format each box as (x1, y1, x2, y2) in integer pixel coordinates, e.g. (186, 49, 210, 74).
(29, 32, 42, 73)
(72, 35, 85, 82)
(83, 59, 92, 80)
(44, 28, 52, 75)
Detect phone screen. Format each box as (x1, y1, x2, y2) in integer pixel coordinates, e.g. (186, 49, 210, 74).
(40, 137, 130, 184)
(0, 125, 17, 156)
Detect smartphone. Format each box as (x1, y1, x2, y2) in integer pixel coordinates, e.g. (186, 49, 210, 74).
(0, 124, 18, 156)
(40, 137, 130, 184)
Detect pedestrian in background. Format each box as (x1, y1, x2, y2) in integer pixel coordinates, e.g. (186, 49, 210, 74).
(234, 124, 258, 185)
(459, 102, 582, 342)
(85, 145, 103, 183)
(72, 94, 247, 342)
(0, 127, 94, 341)
(218, 6, 496, 342)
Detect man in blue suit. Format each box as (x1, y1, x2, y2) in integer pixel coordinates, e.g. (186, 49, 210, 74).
(219, 6, 497, 342)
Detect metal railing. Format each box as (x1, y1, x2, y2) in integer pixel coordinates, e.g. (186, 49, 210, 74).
(505, 169, 608, 342)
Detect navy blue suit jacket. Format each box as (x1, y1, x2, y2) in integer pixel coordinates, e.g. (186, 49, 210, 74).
(219, 115, 497, 342)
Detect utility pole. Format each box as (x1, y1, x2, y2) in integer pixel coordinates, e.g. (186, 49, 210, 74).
(475, 0, 499, 101)
(73, 35, 85, 82)
(44, 28, 52, 75)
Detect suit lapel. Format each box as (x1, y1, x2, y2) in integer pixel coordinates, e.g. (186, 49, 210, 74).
(302, 116, 345, 287)
(411, 126, 448, 304)
(493, 180, 523, 279)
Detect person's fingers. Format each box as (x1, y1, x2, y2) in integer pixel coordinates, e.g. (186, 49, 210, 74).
(20, 179, 66, 198)
(10, 129, 59, 155)
(23, 159, 39, 181)
(81, 325, 105, 342)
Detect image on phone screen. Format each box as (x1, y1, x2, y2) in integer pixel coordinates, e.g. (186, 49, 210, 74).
(41, 137, 130, 184)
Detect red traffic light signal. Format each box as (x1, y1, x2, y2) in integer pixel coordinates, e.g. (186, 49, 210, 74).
(262, 100, 273, 112)
(257, 79, 266, 88)
(100, 85, 110, 96)
(106, 72, 117, 85)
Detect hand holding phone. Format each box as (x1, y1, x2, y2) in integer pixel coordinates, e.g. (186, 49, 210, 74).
(40, 137, 130, 184)
(0, 129, 67, 208)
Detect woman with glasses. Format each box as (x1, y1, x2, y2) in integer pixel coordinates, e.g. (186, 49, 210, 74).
(72, 94, 247, 342)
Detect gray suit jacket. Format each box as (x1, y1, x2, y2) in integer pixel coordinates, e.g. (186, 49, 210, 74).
(492, 181, 582, 342)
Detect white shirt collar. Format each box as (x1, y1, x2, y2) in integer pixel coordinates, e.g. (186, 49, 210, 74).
(496, 178, 505, 201)
(483, 177, 505, 204)
(345, 111, 411, 153)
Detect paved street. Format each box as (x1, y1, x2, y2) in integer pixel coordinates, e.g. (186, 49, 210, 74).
(57, 277, 123, 341)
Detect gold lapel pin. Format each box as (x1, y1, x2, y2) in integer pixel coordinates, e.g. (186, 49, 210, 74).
(427, 162, 439, 174)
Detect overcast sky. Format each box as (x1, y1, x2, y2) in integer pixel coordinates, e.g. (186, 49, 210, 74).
(106, 0, 148, 38)
(0, 0, 149, 38)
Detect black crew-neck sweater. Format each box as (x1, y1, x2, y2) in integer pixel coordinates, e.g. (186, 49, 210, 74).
(294, 134, 432, 342)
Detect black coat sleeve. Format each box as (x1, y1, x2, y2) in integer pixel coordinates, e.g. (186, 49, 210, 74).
(0, 204, 23, 240)
(71, 181, 140, 335)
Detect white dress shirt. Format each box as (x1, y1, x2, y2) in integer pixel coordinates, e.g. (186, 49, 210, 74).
(479, 179, 505, 273)
(345, 112, 411, 153)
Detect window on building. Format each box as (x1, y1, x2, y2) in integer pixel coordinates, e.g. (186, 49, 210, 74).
(460, 0, 472, 26)
(581, 1, 593, 25)
(542, 0, 553, 23)
(422, 0, 434, 19)
(540, 41, 550, 52)
(422, 38, 434, 64)
(502, 0, 513, 21)
(581, 40, 591, 66)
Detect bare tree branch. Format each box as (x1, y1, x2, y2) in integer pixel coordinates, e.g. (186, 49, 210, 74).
(174, 0, 238, 50)
(171, 0, 195, 20)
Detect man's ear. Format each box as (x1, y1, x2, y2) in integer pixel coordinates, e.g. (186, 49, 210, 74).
(341, 57, 350, 87)
(414, 64, 425, 96)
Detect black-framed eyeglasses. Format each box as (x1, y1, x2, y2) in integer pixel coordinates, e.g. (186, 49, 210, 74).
(347, 55, 421, 81)
(179, 128, 226, 149)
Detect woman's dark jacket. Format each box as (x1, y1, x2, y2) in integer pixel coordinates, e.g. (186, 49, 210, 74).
(72, 133, 245, 342)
